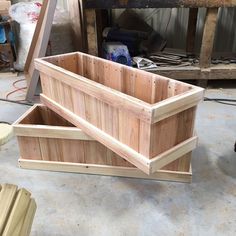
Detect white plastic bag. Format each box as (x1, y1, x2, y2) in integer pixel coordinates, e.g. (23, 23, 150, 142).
(9, 2, 42, 24)
(9, 2, 42, 71)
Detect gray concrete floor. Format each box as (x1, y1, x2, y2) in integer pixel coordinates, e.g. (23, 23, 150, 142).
(0, 75, 236, 236)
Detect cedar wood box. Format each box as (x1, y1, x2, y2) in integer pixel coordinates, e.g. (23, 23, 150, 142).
(13, 104, 192, 183)
(35, 52, 204, 175)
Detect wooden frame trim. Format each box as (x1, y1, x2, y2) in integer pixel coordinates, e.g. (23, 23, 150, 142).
(13, 104, 93, 140)
(13, 125, 94, 140)
(41, 94, 197, 174)
(19, 159, 192, 183)
(152, 87, 204, 123)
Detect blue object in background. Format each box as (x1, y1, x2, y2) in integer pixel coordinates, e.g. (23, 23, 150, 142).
(103, 42, 132, 66)
(0, 25, 6, 43)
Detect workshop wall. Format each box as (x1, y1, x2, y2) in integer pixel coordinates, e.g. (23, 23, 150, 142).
(112, 8, 236, 53)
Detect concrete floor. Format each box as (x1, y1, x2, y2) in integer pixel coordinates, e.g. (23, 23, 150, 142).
(0, 75, 236, 236)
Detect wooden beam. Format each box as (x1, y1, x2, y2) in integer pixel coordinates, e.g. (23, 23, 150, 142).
(24, 0, 57, 102)
(84, 9, 99, 56)
(153, 64, 236, 80)
(152, 88, 204, 123)
(199, 8, 218, 68)
(19, 159, 192, 183)
(186, 8, 198, 54)
(83, 0, 236, 9)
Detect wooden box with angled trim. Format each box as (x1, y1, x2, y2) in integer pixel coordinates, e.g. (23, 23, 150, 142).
(35, 52, 204, 175)
(14, 104, 192, 183)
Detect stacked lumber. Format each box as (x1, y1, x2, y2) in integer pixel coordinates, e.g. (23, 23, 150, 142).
(0, 184, 36, 236)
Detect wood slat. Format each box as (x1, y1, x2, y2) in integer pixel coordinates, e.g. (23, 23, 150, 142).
(19, 159, 192, 183)
(3, 189, 31, 236)
(0, 184, 18, 235)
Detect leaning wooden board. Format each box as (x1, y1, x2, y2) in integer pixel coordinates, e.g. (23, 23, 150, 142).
(0, 184, 36, 236)
(35, 52, 204, 175)
(13, 104, 192, 183)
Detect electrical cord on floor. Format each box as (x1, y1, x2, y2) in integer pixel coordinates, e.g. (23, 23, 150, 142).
(0, 98, 33, 106)
(204, 97, 236, 107)
(0, 121, 11, 125)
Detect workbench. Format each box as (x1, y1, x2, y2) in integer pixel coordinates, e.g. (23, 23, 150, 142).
(73, 0, 236, 86)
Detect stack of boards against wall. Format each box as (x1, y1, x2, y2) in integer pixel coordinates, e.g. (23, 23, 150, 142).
(14, 104, 192, 183)
(33, 52, 204, 176)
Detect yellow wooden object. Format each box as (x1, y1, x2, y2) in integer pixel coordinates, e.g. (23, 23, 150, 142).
(0, 124, 13, 146)
(0, 184, 36, 236)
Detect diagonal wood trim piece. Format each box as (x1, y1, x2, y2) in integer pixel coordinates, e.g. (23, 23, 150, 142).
(41, 94, 198, 175)
(149, 136, 198, 172)
(19, 159, 192, 183)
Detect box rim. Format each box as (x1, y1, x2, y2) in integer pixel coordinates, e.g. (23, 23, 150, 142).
(35, 53, 204, 110)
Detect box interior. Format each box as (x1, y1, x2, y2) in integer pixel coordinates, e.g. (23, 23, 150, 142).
(20, 106, 74, 127)
(44, 53, 193, 105)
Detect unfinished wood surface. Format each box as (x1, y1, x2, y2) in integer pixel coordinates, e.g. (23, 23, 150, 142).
(14, 104, 192, 174)
(199, 8, 219, 68)
(82, 0, 236, 8)
(186, 8, 198, 54)
(19, 159, 192, 183)
(35, 52, 203, 174)
(0, 184, 36, 236)
(25, 0, 57, 101)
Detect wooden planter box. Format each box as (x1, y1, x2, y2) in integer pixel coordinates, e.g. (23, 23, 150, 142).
(13, 105, 192, 183)
(35, 52, 204, 175)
